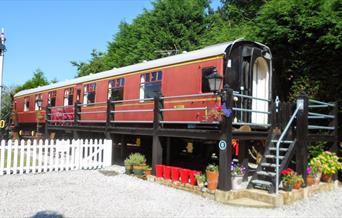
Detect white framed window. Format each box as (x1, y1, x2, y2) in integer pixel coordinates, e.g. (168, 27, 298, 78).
(139, 71, 162, 101)
(108, 78, 124, 101)
(24, 97, 30, 112)
(35, 95, 42, 111)
(83, 83, 96, 105)
(48, 91, 56, 107)
(64, 88, 74, 106)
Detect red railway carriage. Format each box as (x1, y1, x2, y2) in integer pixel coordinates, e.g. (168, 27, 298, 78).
(12, 39, 272, 135)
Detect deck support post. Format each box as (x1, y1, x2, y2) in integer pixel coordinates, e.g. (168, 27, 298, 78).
(218, 85, 233, 191)
(166, 137, 171, 165)
(296, 94, 308, 183)
(44, 104, 51, 139)
(152, 94, 163, 175)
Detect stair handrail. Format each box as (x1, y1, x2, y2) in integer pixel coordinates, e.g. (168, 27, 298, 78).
(275, 101, 303, 194)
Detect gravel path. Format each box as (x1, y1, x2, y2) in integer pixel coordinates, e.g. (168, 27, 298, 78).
(0, 167, 341, 218)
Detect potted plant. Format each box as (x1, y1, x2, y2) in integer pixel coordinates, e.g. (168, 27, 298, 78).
(206, 164, 219, 191)
(128, 153, 146, 176)
(124, 158, 133, 175)
(312, 151, 342, 182)
(144, 165, 152, 176)
(306, 164, 321, 186)
(281, 168, 304, 190)
(231, 162, 247, 190)
(309, 157, 322, 184)
(195, 173, 206, 188)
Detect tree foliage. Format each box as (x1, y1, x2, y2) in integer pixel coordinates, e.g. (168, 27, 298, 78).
(73, 0, 210, 77)
(15, 69, 50, 93)
(71, 0, 341, 102)
(253, 0, 342, 102)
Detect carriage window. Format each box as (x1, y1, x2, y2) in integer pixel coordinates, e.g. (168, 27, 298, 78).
(108, 78, 124, 101)
(140, 71, 162, 100)
(64, 88, 74, 106)
(202, 67, 217, 93)
(35, 95, 43, 111)
(83, 83, 96, 104)
(48, 91, 56, 107)
(24, 97, 30, 112)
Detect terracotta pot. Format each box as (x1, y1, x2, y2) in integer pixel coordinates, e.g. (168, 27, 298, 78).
(321, 174, 332, 183)
(206, 170, 219, 190)
(306, 175, 315, 186)
(293, 181, 302, 189)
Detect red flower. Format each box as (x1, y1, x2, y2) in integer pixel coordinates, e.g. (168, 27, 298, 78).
(281, 168, 293, 176)
(216, 105, 222, 112)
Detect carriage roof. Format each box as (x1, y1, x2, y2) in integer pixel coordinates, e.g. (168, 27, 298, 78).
(14, 41, 234, 97)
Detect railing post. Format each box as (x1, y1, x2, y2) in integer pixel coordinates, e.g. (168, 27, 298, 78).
(296, 93, 308, 183)
(218, 85, 233, 191)
(152, 94, 163, 175)
(74, 100, 80, 126)
(105, 97, 114, 138)
(329, 102, 339, 153)
(44, 104, 51, 138)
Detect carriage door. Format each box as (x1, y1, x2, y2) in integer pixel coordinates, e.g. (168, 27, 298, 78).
(251, 56, 270, 125)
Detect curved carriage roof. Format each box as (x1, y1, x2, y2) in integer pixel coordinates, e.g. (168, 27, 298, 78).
(14, 41, 235, 97)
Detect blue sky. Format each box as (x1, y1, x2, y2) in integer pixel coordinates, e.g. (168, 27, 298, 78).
(1, 0, 221, 87)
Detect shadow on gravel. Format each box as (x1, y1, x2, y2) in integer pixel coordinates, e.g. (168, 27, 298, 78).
(99, 170, 119, 176)
(31, 210, 64, 218)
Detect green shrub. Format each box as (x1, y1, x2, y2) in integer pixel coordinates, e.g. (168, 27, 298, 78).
(206, 164, 218, 172)
(127, 153, 146, 166)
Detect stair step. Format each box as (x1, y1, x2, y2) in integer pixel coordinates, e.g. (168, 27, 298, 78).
(251, 179, 272, 187)
(257, 171, 276, 177)
(261, 163, 279, 168)
(269, 147, 288, 151)
(265, 155, 284, 159)
(271, 140, 294, 144)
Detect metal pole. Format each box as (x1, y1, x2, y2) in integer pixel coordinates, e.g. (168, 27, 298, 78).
(0, 28, 6, 118)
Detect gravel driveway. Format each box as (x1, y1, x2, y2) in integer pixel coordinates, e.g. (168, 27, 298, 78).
(0, 166, 341, 218)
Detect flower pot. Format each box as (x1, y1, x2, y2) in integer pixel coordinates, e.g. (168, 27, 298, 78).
(180, 168, 190, 184)
(133, 165, 145, 175)
(171, 167, 180, 182)
(206, 170, 219, 191)
(156, 165, 164, 178)
(197, 181, 205, 188)
(321, 173, 332, 183)
(306, 175, 315, 186)
(125, 165, 132, 175)
(144, 169, 152, 176)
(315, 172, 322, 184)
(283, 183, 293, 191)
(163, 166, 171, 180)
(189, 171, 200, 186)
(293, 181, 302, 189)
(231, 175, 243, 190)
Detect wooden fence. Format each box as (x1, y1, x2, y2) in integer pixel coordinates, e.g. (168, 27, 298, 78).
(0, 139, 112, 175)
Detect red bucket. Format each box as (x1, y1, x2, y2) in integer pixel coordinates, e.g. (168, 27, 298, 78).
(164, 166, 171, 180)
(180, 168, 190, 184)
(156, 165, 164, 178)
(190, 170, 201, 185)
(171, 167, 180, 182)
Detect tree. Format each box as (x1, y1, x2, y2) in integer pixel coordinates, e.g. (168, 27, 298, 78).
(253, 0, 342, 102)
(199, 0, 265, 46)
(71, 49, 110, 77)
(73, 0, 211, 77)
(15, 69, 50, 93)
